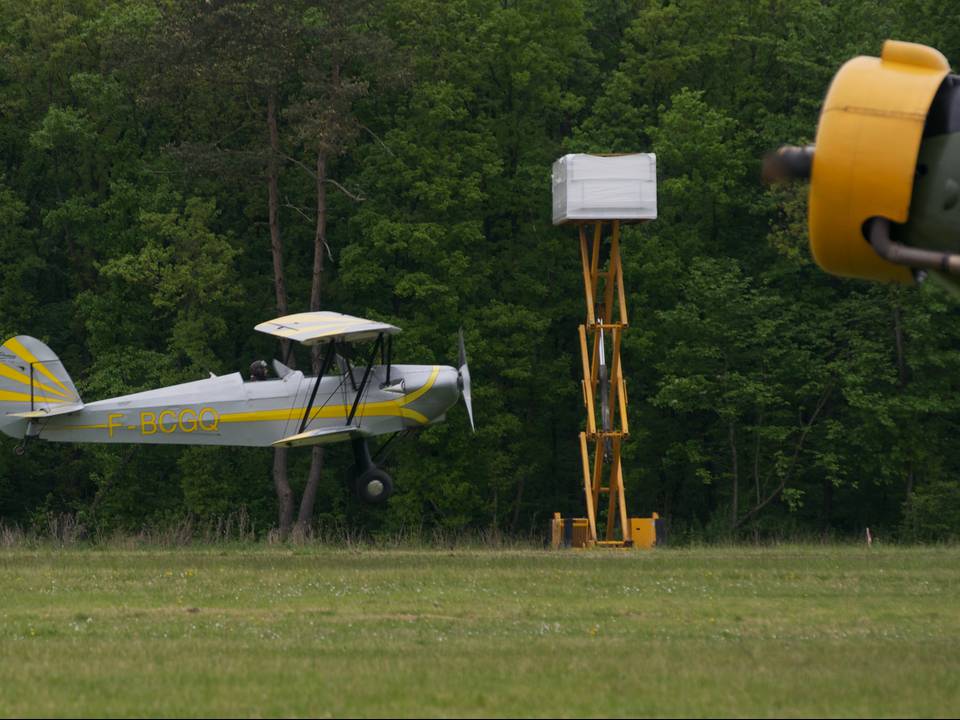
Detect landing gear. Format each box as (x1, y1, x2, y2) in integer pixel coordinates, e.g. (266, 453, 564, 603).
(356, 467, 394, 504)
(14, 423, 38, 455)
(349, 437, 394, 504)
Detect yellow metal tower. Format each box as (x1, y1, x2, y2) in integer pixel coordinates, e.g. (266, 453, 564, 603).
(550, 152, 659, 549)
(576, 220, 631, 545)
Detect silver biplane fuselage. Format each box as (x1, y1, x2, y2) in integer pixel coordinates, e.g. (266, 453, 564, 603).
(25, 363, 459, 447)
(1, 312, 474, 503)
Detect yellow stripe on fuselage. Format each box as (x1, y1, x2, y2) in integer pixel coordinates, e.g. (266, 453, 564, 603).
(41, 366, 443, 432)
(396, 365, 440, 405)
(2, 338, 72, 397)
(220, 365, 440, 426)
(0, 361, 68, 398)
(219, 403, 429, 426)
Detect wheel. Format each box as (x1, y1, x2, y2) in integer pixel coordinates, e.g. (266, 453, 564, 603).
(355, 467, 394, 504)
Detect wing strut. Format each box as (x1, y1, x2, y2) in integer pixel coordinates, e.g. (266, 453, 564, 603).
(384, 334, 393, 385)
(346, 332, 384, 426)
(298, 340, 337, 435)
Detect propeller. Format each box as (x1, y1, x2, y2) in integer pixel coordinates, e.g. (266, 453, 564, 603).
(457, 328, 475, 432)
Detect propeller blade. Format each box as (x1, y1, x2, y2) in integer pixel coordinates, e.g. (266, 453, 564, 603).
(458, 328, 475, 432)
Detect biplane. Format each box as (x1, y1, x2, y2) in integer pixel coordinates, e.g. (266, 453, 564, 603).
(0, 312, 474, 503)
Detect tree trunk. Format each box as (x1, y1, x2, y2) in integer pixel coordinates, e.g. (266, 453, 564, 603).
(296, 150, 329, 532)
(267, 94, 290, 344)
(822, 476, 833, 533)
(893, 298, 907, 386)
(510, 473, 525, 533)
(273, 441, 294, 537)
(729, 420, 738, 527)
(893, 296, 914, 500)
(753, 417, 761, 506)
(267, 92, 294, 539)
(310, 151, 327, 313)
(298, 447, 323, 532)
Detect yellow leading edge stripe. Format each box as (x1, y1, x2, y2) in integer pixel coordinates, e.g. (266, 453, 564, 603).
(267, 322, 369, 339)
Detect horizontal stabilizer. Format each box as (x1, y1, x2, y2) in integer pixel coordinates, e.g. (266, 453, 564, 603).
(272, 425, 370, 448)
(9, 402, 85, 419)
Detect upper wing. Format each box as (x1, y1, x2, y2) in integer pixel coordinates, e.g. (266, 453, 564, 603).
(255, 312, 401, 346)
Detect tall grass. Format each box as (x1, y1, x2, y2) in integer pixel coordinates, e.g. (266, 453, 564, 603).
(0, 511, 549, 550)
(1, 510, 951, 550)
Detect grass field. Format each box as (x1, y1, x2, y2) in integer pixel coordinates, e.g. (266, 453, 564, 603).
(0, 543, 957, 717)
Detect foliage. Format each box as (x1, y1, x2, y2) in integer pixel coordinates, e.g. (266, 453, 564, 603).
(1, 0, 959, 540)
(902, 481, 960, 542)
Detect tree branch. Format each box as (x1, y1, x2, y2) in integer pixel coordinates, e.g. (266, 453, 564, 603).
(734, 382, 834, 529)
(325, 177, 365, 202)
(282, 198, 314, 225)
(360, 123, 396, 157)
(281, 153, 365, 201)
(281, 152, 318, 179)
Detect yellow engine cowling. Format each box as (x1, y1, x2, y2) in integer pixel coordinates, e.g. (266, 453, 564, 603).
(808, 40, 949, 283)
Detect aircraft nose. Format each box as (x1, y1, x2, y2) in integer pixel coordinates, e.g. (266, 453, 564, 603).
(417, 366, 460, 419)
(435, 366, 461, 410)
(400, 365, 463, 427)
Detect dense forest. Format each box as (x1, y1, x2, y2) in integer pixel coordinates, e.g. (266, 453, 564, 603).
(2, 0, 960, 542)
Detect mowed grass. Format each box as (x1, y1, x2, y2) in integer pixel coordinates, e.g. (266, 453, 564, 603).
(0, 544, 958, 717)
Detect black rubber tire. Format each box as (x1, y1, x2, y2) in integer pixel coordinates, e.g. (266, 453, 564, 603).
(355, 467, 394, 504)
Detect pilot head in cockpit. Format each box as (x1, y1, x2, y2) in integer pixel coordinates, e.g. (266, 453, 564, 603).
(249, 360, 269, 381)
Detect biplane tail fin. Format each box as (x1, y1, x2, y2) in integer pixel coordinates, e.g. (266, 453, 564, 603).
(0, 336, 83, 435)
